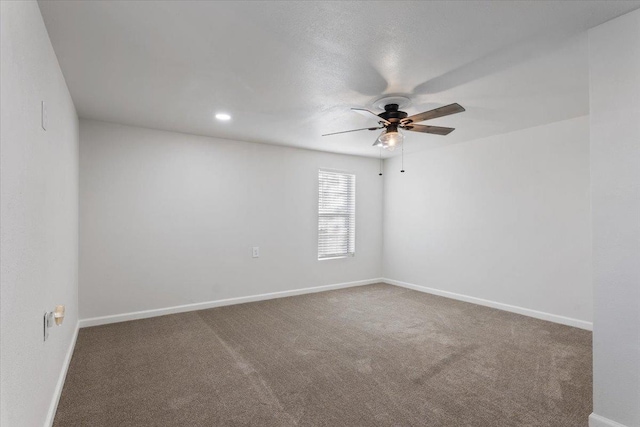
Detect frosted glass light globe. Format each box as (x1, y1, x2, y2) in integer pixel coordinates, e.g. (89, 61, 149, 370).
(377, 130, 403, 151)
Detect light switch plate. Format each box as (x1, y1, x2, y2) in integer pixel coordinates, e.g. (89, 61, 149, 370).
(41, 101, 47, 130)
(252, 247, 259, 258)
(44, 312, 49, 341)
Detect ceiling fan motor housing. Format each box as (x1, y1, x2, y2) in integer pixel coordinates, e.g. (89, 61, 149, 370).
(379, 104, 408, 123)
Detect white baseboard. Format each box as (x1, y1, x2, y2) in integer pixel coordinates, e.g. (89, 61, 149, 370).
(45, 320, 79, 427)
(383, 278, 593, 331)
(80, 278, 383, 328)
(589, 413, 629, 427)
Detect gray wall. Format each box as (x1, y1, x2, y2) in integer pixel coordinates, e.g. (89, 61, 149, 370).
(0, 2, 79, 426)
(589, 9, 640, 427)
(383, 116, 593, 327)
(79, 120, 383, 320)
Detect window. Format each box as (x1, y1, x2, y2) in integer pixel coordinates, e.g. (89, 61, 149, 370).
(318, 169, 355, 260)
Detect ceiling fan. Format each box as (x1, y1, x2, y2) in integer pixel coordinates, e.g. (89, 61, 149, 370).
(323, 101, 465, 151)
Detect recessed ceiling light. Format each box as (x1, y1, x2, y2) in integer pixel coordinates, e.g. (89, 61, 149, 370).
(215, 113, 231, 121)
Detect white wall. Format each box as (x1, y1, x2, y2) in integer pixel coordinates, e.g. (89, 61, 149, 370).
(79, 120, 383, 320)
(589, 9, 640, 427)
(0, 2, 79, 427)
(383, 116, 592, 327)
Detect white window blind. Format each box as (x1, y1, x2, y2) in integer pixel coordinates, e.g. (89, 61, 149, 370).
(318, 169, 355, 260)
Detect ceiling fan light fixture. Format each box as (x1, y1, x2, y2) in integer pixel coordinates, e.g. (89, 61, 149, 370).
(377, 128, 404, 151)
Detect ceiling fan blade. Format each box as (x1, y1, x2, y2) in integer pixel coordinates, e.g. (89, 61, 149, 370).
(322, 126, 383, 137)
(401, 124, 455, 135)
(351, 108, 391, 125)
(401, 103, 465, 124)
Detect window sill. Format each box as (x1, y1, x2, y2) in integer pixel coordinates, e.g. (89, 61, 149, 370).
(318, 254, 355, 261)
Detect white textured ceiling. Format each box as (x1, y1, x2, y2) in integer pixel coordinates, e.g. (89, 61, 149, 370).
(39, 1, 640, 158)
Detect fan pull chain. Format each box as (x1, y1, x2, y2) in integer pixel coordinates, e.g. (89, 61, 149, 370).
(379, 148, 383, 176)
(401, 143, 405, 173)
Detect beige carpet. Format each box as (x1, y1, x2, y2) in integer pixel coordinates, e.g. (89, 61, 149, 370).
(54, 284, 592, 426)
